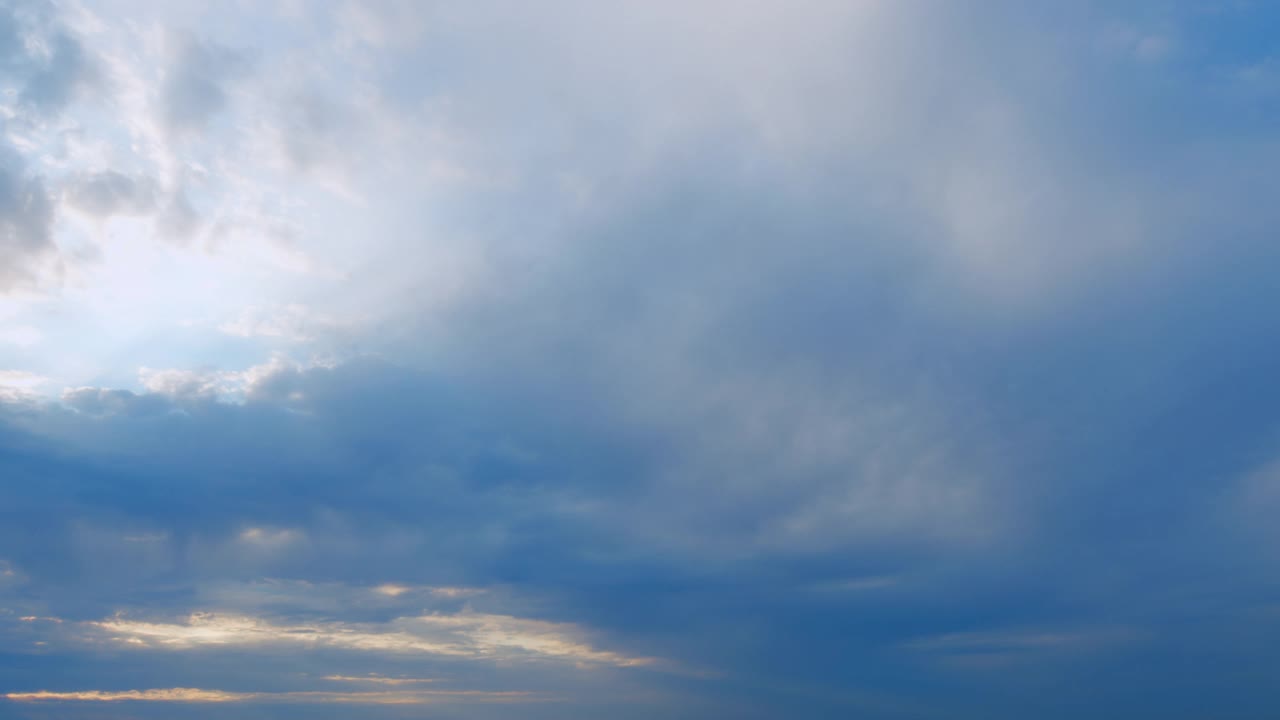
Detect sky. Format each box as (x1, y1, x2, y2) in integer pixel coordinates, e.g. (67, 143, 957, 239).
(1, 0, 1280, 717)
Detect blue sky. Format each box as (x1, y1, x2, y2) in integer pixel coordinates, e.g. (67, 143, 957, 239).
(1, 0, 1280, 717)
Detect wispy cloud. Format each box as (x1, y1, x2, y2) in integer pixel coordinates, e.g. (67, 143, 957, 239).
(371, 583, 486, 599)
(323, 675, 439, 686)
(902, 626, 1138, 668)
(7, 688, 246, 703)
(88, 610, 655, 668)
(5, 687, 548, 705)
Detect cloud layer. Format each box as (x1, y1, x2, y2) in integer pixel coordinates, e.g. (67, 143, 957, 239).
(3, 1, 1280, 719)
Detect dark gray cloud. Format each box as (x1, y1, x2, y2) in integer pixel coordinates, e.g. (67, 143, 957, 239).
(2, 318, 1279, 718)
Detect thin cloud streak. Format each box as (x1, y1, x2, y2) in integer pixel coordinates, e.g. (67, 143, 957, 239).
(88, 610, 656, 668)
(322, 675, 440, 686)
(5, 688, 549, 705)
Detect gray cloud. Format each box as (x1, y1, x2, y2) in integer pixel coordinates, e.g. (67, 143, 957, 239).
(19, 30, 95, 116)
(275, 90, 358, 176)
(0, 1, 98, 119)
(64, 170, 158, 218)
(0, 1, 109, 295)
(60, 386, 171, 417)
(4, 2, 1280, 718)
(0, 141, 54, 292)
(161, 33, 249, 134)
(156, 185, 201, 242)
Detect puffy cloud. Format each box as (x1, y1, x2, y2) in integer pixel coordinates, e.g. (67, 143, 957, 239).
(60, 386, 169, 416)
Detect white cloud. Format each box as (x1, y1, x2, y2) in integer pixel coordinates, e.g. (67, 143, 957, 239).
(0, 324, 42, 347)
(372, 583, 410, 597)
(323, 674, 438, 685)
(0, 369, 48, 400)
(8, 688, 247, 703)
(372, 583, 486, 599)
(237, 526, 305, 548)
(218, 303, 332, 342)
(430, 586, 487, 599)
(138, 366, 227, 400)
(88, 609, 655, 668)
(5, 687, 544, 704)
(135, 355, 319, 403)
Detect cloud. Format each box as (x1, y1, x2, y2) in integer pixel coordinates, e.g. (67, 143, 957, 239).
(88, 608, 656, 668)
(65, 170, 158, 218)
(0, 141, 55, 293)
(372, 583, 411, 597)
(161, 32, 248, 134)
(272, 90, 358, 177)
(155, 185, 201, 241)
(7, 688, 248, 703)
(133, 356, 315, 404)
(218, 304, 336, 343)
(0, 1, 100, 118)
(0, 323, 41, 347)
(336, 0, 429, 50)
(5, 687, 545, 704)
(903, 628, 1130, 655)
(0, 369, 46, 392)
(323, 675, 438, 685)
(60, 386, 170, 416)
(18, 29, 96, 116)
(2, 2, 1280, 718)
(137, 366, 227, 401)
(431, 586, 487, 599)
(237, 526, 305, 548)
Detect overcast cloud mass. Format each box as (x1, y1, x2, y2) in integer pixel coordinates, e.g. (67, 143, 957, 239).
(2, 1, 1280, 718)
